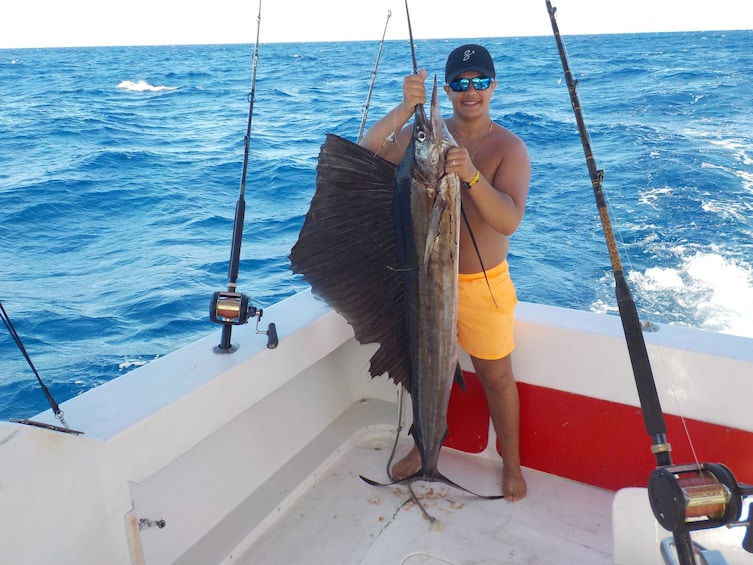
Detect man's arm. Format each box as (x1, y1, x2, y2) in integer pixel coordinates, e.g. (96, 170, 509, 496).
(358, 70, 427, 164)
(465, 134, 530, 236)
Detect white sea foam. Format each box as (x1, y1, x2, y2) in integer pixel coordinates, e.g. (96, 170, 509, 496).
(685, 253, 753, 336)
(637, 266, 685, 291)
(638, 186, 674, 209)
(708, 137, 753, 167)
(116, 79, 177, 92)
(628, 252, 753, 338)
(118, 356, 159, 370)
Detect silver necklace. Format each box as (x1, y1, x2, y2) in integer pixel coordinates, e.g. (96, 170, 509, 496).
(451, 118, 494, 159)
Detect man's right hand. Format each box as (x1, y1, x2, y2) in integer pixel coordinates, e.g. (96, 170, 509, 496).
(400, 68, 427, 112)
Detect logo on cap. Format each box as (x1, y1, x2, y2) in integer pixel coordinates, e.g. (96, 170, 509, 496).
(462, 49, 475, 62)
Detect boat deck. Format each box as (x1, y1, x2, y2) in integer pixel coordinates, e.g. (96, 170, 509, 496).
(224, 400, 614, 565)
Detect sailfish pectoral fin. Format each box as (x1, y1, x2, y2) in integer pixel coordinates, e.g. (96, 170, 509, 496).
(423, 194, 448, 272)
(290, 134, 412, 391)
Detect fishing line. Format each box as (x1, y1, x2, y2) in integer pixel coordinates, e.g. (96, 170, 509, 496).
(601, 183, 704, 468)
(383, 0, 421, 490)
(382, 0, 501, 490)
(538, 0, 701, 469)
(461, 206, 499, 308)
(387, 387, 407, 482)
(598, 182, 703, 462)
(404, 7, 496, 305)
(381, 0, 417, 487)
(407, 481, 438, 525)
(597, 194, 703, 466)
(545, 0, 670, 462)
(400, 553, 455, 565)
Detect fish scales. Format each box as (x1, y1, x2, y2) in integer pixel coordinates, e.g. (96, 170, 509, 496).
(394, 78, 461, 477)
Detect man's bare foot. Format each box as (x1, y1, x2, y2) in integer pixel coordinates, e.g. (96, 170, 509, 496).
(390, 445, 421, 481)
(503, 464, 527, 502)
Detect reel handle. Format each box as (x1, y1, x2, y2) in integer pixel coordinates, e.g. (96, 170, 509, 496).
(265, 323, 278, 349)
(252, 311, 277, 349)
(744, 502, 753, 554)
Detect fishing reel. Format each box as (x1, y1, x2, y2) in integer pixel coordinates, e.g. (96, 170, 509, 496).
(210, 291, 278, 351)
(648, 462, 753, 553)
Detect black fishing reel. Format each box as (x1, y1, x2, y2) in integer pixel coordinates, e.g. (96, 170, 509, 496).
(210, 291, 278, 351)
(648, 462, 753, 553)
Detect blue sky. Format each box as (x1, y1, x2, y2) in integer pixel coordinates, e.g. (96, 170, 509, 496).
(2, 0, 751, 49)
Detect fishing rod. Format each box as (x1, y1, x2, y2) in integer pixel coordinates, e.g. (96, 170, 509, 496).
(545, 2, 753, 563)
(357, 9, 392, 143)
(1, 301, 81, 434)
(405, 0, 419, 75)
(209, 0, 277, 352)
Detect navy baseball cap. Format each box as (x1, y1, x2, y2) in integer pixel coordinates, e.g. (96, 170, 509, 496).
(445, 44, 496, 84)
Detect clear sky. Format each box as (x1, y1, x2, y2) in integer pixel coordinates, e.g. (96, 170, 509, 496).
(2, 0, 751, 49)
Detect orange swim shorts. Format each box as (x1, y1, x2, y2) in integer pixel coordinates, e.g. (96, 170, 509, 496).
(457, 260, 517, 360)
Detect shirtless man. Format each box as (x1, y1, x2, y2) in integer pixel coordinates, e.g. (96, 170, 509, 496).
(359, 44, 530, 501)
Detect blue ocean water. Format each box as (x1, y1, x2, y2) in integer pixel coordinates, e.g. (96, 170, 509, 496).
(1, 32, 751, 421)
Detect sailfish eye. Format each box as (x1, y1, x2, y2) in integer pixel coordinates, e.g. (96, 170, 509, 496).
(417, 131, 426, 143)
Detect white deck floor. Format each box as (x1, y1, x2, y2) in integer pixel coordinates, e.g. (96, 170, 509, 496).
(228, 401, 615, 565)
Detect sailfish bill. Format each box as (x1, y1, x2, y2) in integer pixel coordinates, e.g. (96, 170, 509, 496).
(290, 78, 502, 499)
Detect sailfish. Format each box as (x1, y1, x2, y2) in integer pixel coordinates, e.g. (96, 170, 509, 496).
(290, 78, 501, 498)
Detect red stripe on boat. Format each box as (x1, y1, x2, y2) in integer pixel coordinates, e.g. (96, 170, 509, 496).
(445, 372, 753, 491)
